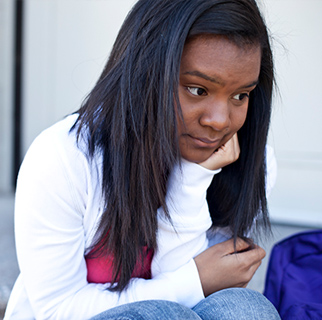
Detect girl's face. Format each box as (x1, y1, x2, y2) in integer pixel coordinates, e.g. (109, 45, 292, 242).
(177, 35, 261, 163)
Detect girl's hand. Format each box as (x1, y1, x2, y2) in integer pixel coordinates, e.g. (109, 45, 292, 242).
(199, 133, 240, 170)
(194, 238, 266, 297)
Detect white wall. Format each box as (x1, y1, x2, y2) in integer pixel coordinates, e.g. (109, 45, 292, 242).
(22, 0, 135, 156)
(21, 0, 322, 226)
(0, 0, 14, 193)
(263, 0, 322, 226)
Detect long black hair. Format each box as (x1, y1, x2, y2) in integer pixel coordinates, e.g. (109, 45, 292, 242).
(74, 0, 274, 292)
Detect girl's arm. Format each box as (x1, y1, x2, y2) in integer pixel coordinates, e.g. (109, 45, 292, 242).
(153, 134, 275, 298)
(152, 160, 221, 274)
(151, 135, 241, 291)
(195, 140, 277, 297)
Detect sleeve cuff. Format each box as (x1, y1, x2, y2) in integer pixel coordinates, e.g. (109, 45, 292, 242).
(158, 259, 205, 308)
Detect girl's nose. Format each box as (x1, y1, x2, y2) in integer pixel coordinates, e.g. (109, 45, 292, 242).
(199, 99, 230, 132)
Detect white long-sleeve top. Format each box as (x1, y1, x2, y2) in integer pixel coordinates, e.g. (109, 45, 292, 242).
(4, 114, 277, 320)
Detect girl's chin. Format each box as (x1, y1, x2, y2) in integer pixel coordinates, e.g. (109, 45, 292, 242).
(180, 149, 215, 164)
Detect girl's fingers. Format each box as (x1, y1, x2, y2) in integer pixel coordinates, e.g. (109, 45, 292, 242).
(217, 237, 254, 256)
(199, 133, 240, 170)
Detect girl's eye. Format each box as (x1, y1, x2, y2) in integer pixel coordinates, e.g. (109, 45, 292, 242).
(233, 93, 249, 101)
(187, 87, 207, 96)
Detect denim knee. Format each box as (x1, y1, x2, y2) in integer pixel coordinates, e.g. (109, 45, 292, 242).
(90, 299, 201, 320)
(193, 288, 281, 320)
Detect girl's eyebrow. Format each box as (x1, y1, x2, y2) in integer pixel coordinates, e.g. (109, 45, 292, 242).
(183, 70, 259, 89)
(241, 80, 259, 89)
(184, 71, 224, 85)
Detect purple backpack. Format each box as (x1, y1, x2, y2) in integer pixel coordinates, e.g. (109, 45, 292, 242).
(264, 230, 322, 319)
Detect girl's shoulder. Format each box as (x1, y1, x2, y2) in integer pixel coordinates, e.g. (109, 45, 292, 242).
(22, 114, 93, 170)
(26, 114, 83, 155)
(17, 114, 97, 201)
(16, 114, 103, 228)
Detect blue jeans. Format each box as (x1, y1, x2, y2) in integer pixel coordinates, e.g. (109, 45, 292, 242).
(90, 288, 281, 319)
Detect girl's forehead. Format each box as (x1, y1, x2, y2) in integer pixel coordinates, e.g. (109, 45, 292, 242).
(182, 35, 261, 65)
(180, 35, 261, 87)
(184, 34, 260, 53)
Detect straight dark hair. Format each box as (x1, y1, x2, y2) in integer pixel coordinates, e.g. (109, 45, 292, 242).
(74, 0, 274, 292)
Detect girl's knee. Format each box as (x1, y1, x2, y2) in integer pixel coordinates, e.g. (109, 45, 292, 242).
(91, 300, 200, 320)
(193, 288, 281, 320)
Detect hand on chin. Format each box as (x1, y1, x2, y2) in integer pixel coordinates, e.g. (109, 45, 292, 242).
(198, 133, 240, 170)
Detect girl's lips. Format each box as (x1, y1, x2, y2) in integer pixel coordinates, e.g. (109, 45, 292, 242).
(188, 135, 221, 148)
